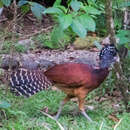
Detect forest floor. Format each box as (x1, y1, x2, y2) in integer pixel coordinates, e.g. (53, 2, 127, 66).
(0, 12, 130, 130)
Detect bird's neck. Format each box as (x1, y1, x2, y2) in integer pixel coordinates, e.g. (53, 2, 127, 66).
(92, 67, 109, 84)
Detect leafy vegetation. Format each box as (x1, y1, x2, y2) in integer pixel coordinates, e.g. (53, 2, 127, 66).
(34, 30, 72, 49)
(43, 0, 101, 46)
(116, 30, 130, 57)
(0, 85, 130, 130)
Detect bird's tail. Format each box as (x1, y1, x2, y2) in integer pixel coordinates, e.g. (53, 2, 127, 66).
(10, 68, 52, 97)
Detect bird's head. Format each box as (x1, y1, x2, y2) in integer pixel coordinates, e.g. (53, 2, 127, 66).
(99, 44, 118, 69)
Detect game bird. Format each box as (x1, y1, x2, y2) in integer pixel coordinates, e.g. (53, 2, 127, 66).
(9, 44, 118, 121)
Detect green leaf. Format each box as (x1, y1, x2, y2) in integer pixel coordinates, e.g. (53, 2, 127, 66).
(18, 0, 28, 6)
(30, 2, 46, 20)
(0, 1, 3, 7)
(0, 101, 11, 108)
(1, 0, 11, 7)
(8, 110, 27, 116)
(51, 26, 65, 43)
(78, 14, 96, 31)
(15, 44, 27, 53)
(119, 2, 130, 8)
(43, 41, 56, 49)
(83, 6, 101, 15)
(43, 7, 63, 15)
(53, 0, 62, 7)
(55, 5, 67, 14)
(128, 50, 130, 58)
(124, 43, 130, 50)
(70, 0, 81, 12)
(58, 14, 72, 30)
(116, 30, 130, 45)
(71, 19, 87, 38)
(21, 4, 30, 14)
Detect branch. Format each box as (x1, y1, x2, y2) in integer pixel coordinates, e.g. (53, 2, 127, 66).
(40, 111, 65, 130)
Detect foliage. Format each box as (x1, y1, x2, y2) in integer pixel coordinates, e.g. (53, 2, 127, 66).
(0, 86, 130, 129)
(15, 44, 27, 53)
(0, 0, 12, 7)
(0, 0, 46, 20)
(42, 0, 102, 48)
(0, 100, 11, 109)
(0, 40, 30, 53)
(34, 31, 72, 49)
(0, 41, 12, 54)
(0, 0, 129, 49)
(95, 0, 130, 36)
(44, 0, 101, 38)
(116, 30, 130, 46)
(116, 30, 130, 57)
(18, 0, 46, 20)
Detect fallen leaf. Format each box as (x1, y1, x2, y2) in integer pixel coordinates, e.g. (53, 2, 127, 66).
(108, 114, 119, 122)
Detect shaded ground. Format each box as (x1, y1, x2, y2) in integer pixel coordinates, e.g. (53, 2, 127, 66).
(0, 9, 54, 36)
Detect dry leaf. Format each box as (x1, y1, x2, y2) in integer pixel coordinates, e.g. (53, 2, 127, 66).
(108, 114, 119, 122)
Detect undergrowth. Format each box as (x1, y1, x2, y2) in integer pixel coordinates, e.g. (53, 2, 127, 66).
(0, 84, 129, 130)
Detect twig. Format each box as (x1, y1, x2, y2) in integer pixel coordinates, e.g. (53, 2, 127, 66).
(1, 110, 7, 120)
(99, 121, 103, 130)
(114, 118, 122, 130)
(0, 18, 8, 22)
(94, 121, 111, 130)
(21, 26, 53, 39)
(40, 111, 65, 130)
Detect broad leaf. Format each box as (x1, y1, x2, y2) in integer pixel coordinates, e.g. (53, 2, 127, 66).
(55, 5, 67, 13)
(119, 2, 130, 8)
(51, 26, 65, 43)
(78, 14, 96, 32)
(58, 14, 72, 30)
(70, 0, 81, 12)
(44, 7, 63, 15)
(116, 30, 130, 45)
(83, 6, 101, 15)
(0, 101, 11, 108)
(30, 2, 46, 20)
(18, 0, 28, 6)
(1, 0, 11, 7)
(21, 4, 30, 14)
(71, 19, 87, 38)
(53, 0, 62, 7)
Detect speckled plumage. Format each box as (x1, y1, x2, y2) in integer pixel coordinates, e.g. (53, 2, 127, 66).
(10, 68, 52, 97)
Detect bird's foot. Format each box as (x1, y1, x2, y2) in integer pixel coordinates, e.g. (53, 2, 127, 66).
(53, 113, 60, 120)
(80, 110, 93, 122)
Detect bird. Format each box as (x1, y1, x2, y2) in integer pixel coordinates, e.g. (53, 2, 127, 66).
(9, 44, 118, 121)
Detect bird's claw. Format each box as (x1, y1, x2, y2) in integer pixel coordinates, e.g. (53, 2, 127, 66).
(53, 114, 59, 120)
(80, 110, 93, 122)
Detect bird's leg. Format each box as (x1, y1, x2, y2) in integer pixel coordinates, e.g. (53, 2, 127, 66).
(78, 96, 93, 122)
(54, 95, 71, 120)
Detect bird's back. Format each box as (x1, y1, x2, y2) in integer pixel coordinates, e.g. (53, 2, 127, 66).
(45, 63, 95, 87)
